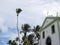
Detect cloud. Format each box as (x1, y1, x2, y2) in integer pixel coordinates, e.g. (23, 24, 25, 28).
(9, 33, 18, 40)
(0, 26, 8, 33)
(0, 0, 60, 28)
(10, 33, 24, 41)
(0, 0, 60, 45)
(42, 2, 60, 16)
(0, 0, 60, 32)
(0, 17, 8, 33)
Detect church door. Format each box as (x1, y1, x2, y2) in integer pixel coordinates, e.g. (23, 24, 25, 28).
(46, 37, 51, 45)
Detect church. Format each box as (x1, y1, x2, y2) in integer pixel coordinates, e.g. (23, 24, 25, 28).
(39, 16, 60, 45)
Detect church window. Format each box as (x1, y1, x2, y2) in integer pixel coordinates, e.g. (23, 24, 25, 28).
(51, 25, 55, 34)
(43, 31, 45, 38)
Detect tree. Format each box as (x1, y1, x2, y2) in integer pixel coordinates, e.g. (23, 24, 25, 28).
(12, 40, 17, 45)
(21, 24, 31, 40)
(23, 37, 28, 45)
(15, 37, 20, 41)
(21, 24, 30, 37)
(28, 34, 34, 45)
(34, 43, 38, 45)
(20, 24, 31, 45)
(33, 25, 40, 41)
(8, 40, 17, 45)
(8, 40, 12, 45)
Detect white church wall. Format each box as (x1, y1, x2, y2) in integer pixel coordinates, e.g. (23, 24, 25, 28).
(39, 21, 60, 45)
(58, 21, 60, 45)
(51, 21, 59, 45)
(39, 32, 41, 45)
(40, 30, 45, 45)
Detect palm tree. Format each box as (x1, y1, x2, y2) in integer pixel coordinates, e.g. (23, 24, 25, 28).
(20, 24, 31, 41)
(33, 25, 40, 41)
(20, 24, 31, 45)
(28, 34, 34, 45)
(21, 24, 31, 37)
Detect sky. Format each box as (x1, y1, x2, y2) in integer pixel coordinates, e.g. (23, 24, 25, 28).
(0, 0, 60, 45)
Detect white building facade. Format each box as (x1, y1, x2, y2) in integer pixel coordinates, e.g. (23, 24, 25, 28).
(39, 17, 60, 45)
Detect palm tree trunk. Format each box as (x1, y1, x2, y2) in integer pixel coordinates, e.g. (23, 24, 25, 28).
(24, 32, 26, 37)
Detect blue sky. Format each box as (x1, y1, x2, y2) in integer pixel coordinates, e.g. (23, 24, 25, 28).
(0, 0, 60, 45)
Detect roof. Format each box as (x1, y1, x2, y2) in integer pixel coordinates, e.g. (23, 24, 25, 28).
(40, 16, 60, 32)
(42, 16, 60, 27)
(45, 17, 60, 19)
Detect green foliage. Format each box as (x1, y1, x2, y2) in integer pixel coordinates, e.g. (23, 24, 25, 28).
(16, 8, 22, 14)
(22, 36, 26, 41)
(8, 40, 17, 45)
(23, 37, 29, 45)
(21, 24, 40, 45)
(12, 40, 17, 45)
(34, 43, 38, 45)
(33, 25, 40, 40)
(28, 34, 34, 45)
(8, 24, 41, 45)
(8, 40, 12, 45)
(21, 24, 31, 38)
(21, 24, 30, 32)
(28, 34, 34, 41)
(15, 37, 20, 41)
